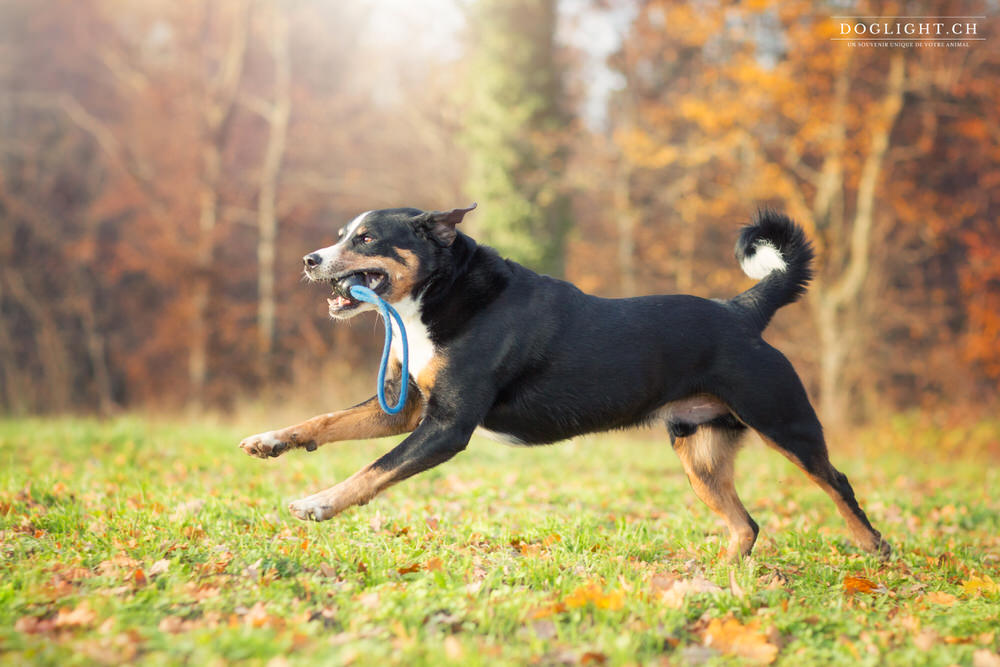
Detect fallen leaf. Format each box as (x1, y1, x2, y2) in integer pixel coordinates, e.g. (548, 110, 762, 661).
(132, 568, 147, 587)
(564, 583, 624, 611)
(703, 616, 779, 664)
(443, 635, 463, 660)
(580, 651, 608, 665)
(55, 601, 97, 628)
(531, 619, 557, 640)
(924, 591, 958, 606)
(424, 557, 444, 572)
(245, 602, 271, 628)
(659, 576, 723, 609)
(914, 631, 937, 651)
(15, 615, 56, 634)
(974, 649, 1000, 667)
(729, 570, 746, 598)
(843, 576, 886, 595)
(397, 562, 421, 575)
(963, 575, 999, 597)
(528, 601, 567, 619)
(148, 559, 169, 577)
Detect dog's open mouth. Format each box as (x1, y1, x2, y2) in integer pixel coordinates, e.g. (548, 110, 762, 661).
(327, 269, 389, 312)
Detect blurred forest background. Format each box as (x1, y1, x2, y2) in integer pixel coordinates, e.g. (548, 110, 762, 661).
(0, 0, 997, 427)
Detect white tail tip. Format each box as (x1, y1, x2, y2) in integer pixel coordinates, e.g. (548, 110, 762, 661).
(740, 242, 787, 280)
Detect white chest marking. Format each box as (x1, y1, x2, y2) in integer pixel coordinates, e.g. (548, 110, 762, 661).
(389, 296, 436, 380)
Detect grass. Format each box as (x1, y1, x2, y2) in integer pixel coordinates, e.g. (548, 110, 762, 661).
(1, 414, 999, 665)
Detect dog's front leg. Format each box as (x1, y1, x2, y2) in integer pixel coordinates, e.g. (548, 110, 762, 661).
(239, 375, 422, 458)
(287, 416, 475, 521)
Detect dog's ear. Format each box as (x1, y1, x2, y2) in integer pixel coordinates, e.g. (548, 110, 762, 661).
(422, 203, 477, 246)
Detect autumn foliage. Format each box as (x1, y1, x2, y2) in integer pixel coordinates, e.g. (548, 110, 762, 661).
(0, 0, 996, 422)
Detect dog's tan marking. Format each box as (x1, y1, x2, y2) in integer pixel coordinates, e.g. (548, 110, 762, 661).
(673, 427, 756, 560)
(288, 464, 399, 521)
(355, 248, 421, 303)
(239, 386, 423, 458)
(416, 354, 447, 394)
(757, 434, 889, 558)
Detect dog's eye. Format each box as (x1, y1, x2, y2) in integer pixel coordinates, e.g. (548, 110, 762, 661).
(357, 234, 375, 245)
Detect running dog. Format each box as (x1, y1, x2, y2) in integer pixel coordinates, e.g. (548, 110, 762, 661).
(239, 204, 890, 560)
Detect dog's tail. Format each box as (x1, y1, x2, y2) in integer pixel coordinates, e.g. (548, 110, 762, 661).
(729, 210, 814, 333)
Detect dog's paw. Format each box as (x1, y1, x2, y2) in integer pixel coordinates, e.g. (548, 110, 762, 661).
(239, 431, 292, 458)
(288, 495, 340, 522)
(875, 538, 892, 561)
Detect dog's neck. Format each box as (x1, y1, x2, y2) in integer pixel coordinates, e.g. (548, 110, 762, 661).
(417, 233, 511, 345)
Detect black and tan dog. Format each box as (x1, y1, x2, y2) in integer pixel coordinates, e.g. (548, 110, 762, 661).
(240, 204, 890, 560)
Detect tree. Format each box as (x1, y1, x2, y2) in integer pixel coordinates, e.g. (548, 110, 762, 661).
(461, 0, 572, 274)
(605, 0, 998, 423)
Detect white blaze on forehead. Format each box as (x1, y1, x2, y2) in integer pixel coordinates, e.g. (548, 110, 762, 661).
(307, 210, 374, 278)
(339, 210, 372, 244)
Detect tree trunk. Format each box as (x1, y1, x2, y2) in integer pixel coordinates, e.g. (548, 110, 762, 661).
(256, 4, 291, 382)
(188, 1, 249, 409)
(812, 52, 905, 426)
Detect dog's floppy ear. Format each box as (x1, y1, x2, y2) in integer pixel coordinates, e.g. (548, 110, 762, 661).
(422, 203, 477, 246)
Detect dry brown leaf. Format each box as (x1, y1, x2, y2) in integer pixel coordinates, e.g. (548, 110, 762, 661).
(158, 616, 185, 634)
(914, 630, 937, 651)
(924, 591, 958, 606)
(148, 559, 169, 577)
(245, 601, 271, 628)
(55, 601, 97, 628)
(397, 562, 421, 575)
(15, 615, 56, 634)
(974, 649, 1000, 667)
(131, 568, 147, 587)
(443, 635, 463, 660)
(659, 576, 723, 609)
(424, 557, 444, 572)
(703, 616, 779, 665)
(580, 651, 608, 665)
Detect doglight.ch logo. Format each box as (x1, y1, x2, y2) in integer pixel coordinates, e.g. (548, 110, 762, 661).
(831, 15, 986, 48)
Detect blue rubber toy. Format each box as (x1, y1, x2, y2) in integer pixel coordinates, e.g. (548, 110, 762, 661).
(347, 284, 409, 414)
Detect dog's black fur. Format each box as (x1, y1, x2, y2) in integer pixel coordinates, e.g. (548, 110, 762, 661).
(241, 206, 890, 560)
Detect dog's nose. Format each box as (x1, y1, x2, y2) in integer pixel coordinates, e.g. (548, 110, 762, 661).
(303, 253, 321, 268)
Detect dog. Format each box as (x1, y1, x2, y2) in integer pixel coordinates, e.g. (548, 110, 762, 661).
(239, 204, 890, 560)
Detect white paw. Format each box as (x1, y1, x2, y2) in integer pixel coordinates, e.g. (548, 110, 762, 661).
(288, 496, 335, 521)
(239, 431, 288, 458)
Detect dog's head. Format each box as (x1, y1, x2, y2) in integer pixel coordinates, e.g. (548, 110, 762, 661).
(303, 204, 477, 319)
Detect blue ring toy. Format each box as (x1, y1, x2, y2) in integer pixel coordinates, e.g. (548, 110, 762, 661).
(348, 285, 409, 414)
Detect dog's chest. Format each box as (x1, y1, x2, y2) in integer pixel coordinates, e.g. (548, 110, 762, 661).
(389, 297, 436, 382)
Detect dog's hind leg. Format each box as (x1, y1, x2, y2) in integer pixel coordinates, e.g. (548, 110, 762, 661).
(759, 426, 890, 559)
(723, 345, 890, 559)
(671, 422, 758, 560)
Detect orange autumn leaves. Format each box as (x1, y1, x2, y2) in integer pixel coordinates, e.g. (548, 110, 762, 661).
(844, 573, 999, 604)
(530, 582, 626, 619)
(703, 616, 780, 665)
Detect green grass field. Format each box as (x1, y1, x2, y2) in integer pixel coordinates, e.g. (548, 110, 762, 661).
(1, 416, 999, 666)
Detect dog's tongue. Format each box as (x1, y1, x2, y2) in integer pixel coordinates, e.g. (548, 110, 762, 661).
(328, 295, 353, 308)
